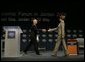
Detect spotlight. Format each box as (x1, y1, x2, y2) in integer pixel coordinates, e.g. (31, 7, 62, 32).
(48, 39, 53, 42)
(42, 39, 46, 42)
(22, 39, 27, 42)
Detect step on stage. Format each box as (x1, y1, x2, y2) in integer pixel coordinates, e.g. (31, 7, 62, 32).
(1, 50, 84, 61)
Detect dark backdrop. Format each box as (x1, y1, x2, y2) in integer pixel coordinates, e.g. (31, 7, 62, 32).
(1, 0, 84, 29)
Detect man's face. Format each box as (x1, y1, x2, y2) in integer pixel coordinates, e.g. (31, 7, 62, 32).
(33, 19, 38, 25)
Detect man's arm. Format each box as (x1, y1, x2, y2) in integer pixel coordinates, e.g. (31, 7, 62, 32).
(37, 29, 47, 32)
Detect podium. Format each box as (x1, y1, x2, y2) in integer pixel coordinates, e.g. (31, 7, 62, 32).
(67, 39, 78, 56)
(3, 26, 23, 57)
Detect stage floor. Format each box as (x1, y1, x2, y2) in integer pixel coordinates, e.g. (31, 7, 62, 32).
(1, 50, 84, 61)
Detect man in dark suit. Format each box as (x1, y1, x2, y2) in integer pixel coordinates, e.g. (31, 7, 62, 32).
(23, 18, 46, 55)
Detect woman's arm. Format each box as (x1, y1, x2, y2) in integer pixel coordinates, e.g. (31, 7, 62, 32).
(48, 27, 58, 32)
(61, 22, 65, 38)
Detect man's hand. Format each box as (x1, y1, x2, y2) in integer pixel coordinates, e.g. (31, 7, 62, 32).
(42, 29, 46, 32)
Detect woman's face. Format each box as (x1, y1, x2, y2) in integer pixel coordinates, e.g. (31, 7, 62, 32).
(33, 19, 38, 25)
(60, 15, 66, 20)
